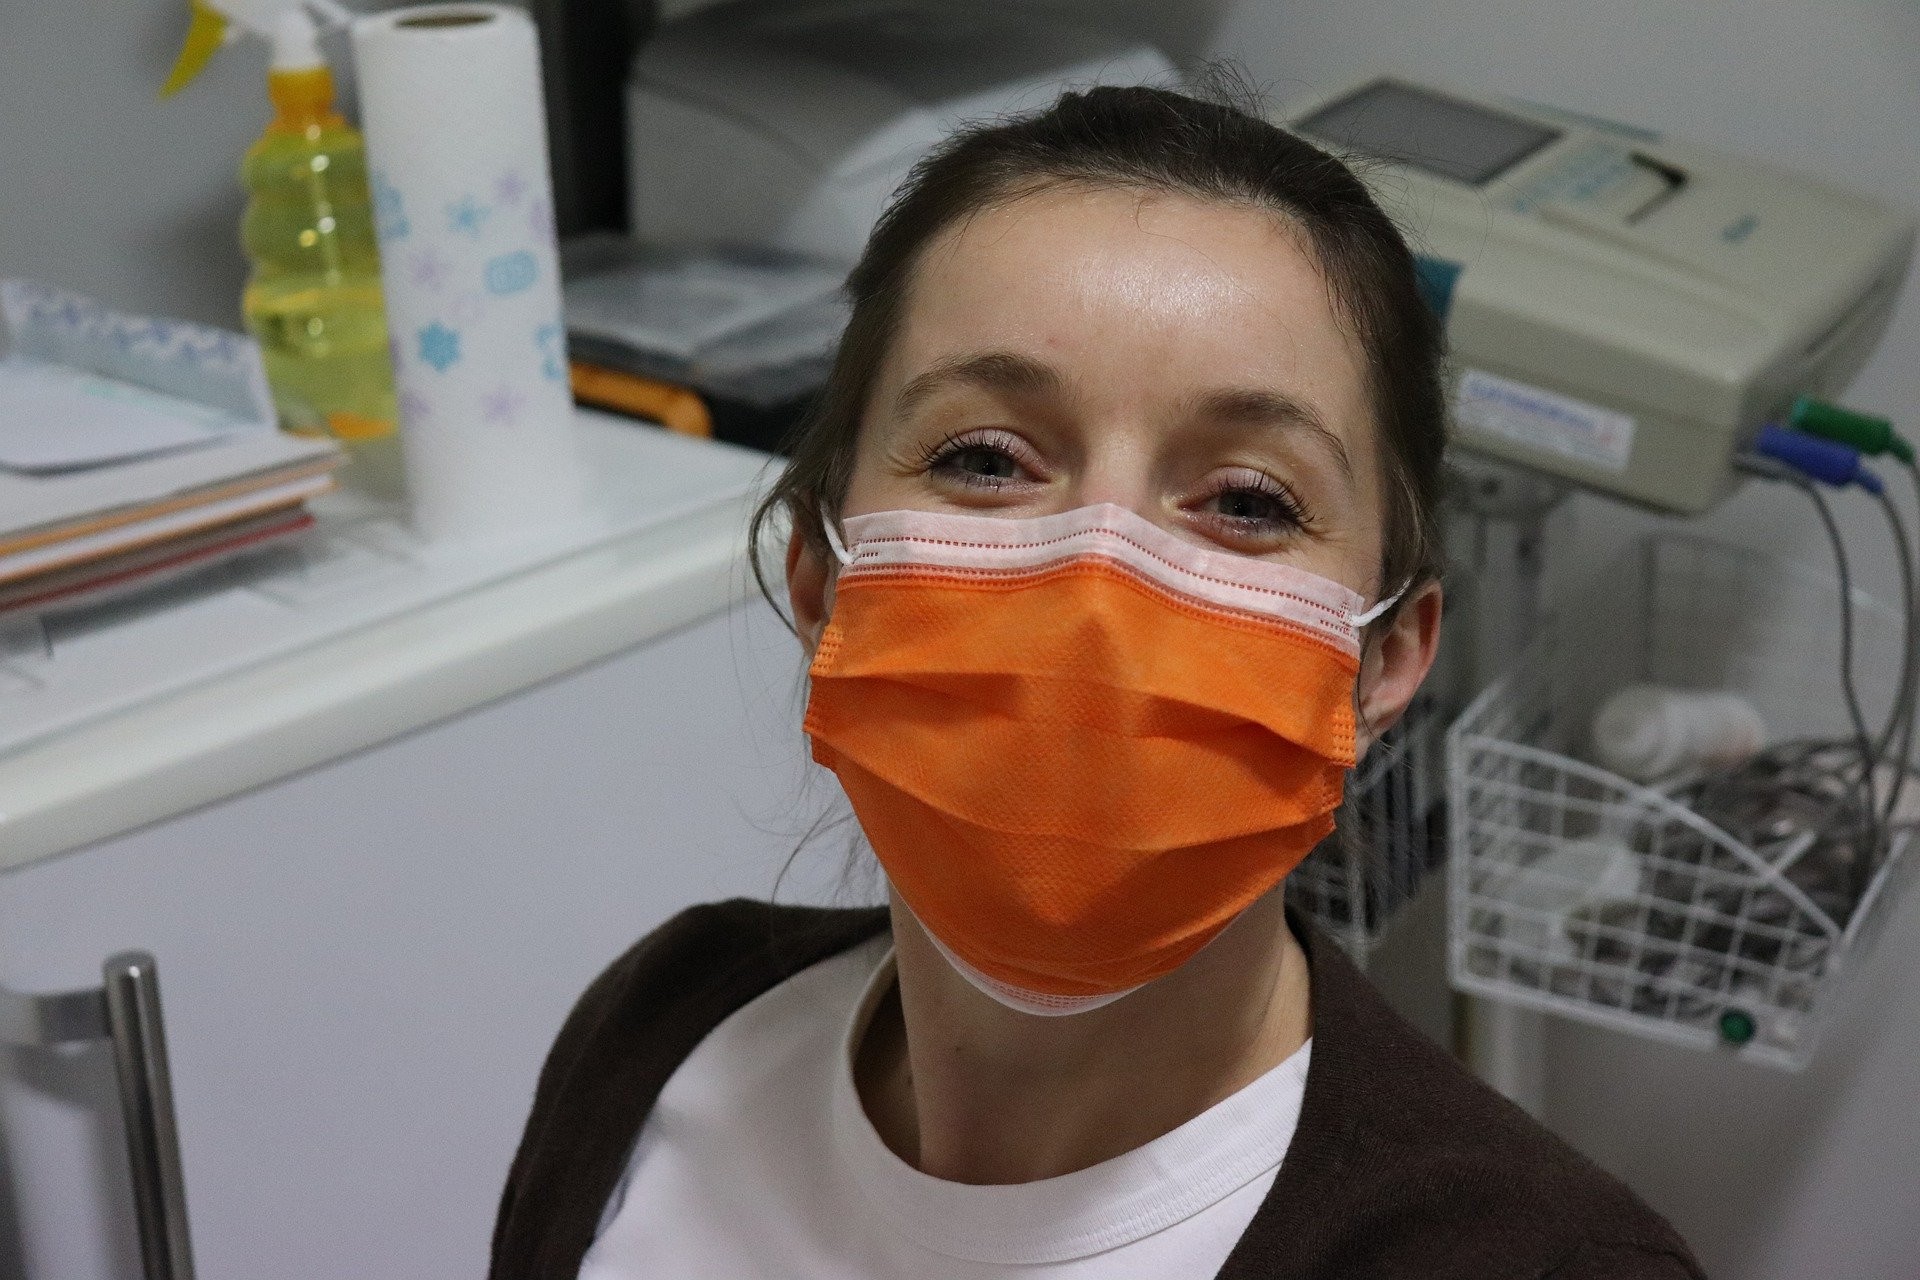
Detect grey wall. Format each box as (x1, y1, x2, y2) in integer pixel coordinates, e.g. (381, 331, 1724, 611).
(1205, 4, 1920, 1278)
(0, 0, 500, 328)
(1, 0, 266, 326)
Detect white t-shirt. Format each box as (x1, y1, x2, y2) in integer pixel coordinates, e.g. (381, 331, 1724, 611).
(580, 934, 1310, 1278)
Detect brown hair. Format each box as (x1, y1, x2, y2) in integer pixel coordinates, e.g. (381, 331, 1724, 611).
(749, 80, 1447, 625)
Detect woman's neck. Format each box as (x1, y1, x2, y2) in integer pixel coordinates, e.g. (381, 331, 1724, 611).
(852, 887, 1311, 1185)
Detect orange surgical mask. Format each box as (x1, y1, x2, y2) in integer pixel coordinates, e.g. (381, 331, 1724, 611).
(806, 503, 1397, 1015)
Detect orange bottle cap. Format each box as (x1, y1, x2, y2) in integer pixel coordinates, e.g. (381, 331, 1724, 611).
(266, 67, 344, 132)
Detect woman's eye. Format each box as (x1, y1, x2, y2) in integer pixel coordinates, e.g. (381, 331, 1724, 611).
(923, 431, 1035, 488)
(1196, 476, 1312, 537)
(941, 445, 1020, 481)
(1214, 488, 1286, 522)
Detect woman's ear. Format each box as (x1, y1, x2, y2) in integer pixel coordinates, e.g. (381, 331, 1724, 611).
(1354, 580, 1443, 753)
(787, 521, 834, 655)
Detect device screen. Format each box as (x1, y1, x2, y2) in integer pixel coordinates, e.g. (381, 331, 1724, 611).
(1296, 81, 1560, 186)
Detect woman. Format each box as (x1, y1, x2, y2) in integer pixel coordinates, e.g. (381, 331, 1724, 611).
(492, 85, 1704, 1279)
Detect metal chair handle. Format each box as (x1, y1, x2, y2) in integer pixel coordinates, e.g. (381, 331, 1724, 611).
(0, 951, 196, 1280)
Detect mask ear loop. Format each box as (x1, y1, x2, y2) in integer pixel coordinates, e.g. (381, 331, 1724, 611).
(821, 512, 854, 567)
(1351, 583, 1408, 629)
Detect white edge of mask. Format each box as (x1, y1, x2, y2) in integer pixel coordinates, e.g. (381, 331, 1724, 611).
(909, 906, 1143, 1018)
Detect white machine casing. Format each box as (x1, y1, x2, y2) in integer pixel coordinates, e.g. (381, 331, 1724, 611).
(1287, 79, 1915, 514)
(626, 0, 1175, 267)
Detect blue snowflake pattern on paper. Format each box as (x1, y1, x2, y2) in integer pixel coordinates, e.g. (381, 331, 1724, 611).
(407, 247, 453, 292)
(417, 321, 461, 373)
(480, 383, 526, 425)
(447, 195, 492, 238)
(484, 250, 537, 295)
(527, 197, 554, 244)
(107, 319, 159, 353)
(494, 170, 530, 207)
(535, 322, 567, 382)
(3, 282, 256, 389)
(372, 170, 410, 242)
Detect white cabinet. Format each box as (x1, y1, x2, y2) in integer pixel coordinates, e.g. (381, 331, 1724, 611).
(0, 418, 852, 1279)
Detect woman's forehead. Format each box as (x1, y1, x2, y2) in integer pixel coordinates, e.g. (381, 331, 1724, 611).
(887, 186, 1374, 437)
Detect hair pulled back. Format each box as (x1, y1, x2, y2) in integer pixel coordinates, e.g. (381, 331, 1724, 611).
(749, 80, 1448, 622)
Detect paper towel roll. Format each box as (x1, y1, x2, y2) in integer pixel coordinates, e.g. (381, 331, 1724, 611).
(352, 4, 584, 544)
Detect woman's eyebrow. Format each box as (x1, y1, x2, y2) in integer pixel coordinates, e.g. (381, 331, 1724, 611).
(1194, 386, 1354, 487)
(892, 351, 1067, 420)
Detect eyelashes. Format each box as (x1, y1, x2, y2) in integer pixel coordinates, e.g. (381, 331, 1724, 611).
(1194, 469, 1314, 535)
(919, 429, 1037, 489)
(916, 429, 1316, 539)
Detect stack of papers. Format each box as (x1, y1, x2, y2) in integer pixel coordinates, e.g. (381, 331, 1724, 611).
(0, 281, 343, 618)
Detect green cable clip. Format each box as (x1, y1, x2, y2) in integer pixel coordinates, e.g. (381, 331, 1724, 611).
(1791, 396, 1915, 465)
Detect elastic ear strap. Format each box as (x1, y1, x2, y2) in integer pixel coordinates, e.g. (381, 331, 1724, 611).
(822, 513, 853, 567)
(1351, 584, 1407, 629)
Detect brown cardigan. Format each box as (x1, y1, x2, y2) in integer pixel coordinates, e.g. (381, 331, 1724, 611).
(491, 900, 1705, 1279)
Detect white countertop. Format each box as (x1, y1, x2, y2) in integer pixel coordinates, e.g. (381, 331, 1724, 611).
(0, 411, 778, 872)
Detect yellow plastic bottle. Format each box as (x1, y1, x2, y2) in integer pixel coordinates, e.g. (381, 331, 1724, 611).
(167, 1, 402, 499)
(241, 61, 401, 497)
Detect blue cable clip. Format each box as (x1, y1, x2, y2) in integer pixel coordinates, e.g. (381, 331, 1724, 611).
(1751, 423, 1883, 493)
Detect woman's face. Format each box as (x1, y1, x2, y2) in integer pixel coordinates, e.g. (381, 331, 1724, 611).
(789, 182, 1439, 742)
(842, 184, 1388, 598)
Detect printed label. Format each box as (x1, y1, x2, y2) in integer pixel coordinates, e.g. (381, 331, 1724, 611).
(1456, 369, 1636, 474)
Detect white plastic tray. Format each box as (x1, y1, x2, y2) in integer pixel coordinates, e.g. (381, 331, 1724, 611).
(1448, 534, 1917, 1069)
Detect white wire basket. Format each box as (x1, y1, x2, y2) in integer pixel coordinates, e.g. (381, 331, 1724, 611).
(1290, 689, 1449, 958)
(1448, 533, 1917, 1069)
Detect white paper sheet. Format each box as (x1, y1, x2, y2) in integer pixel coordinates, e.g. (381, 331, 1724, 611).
(0, 361, 235, 472)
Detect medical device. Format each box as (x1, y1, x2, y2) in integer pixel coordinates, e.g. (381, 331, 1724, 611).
(624, 0, 1175, 266)
(1285, 78, 1916, 515)
(1281, 82, 1920, 1068)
